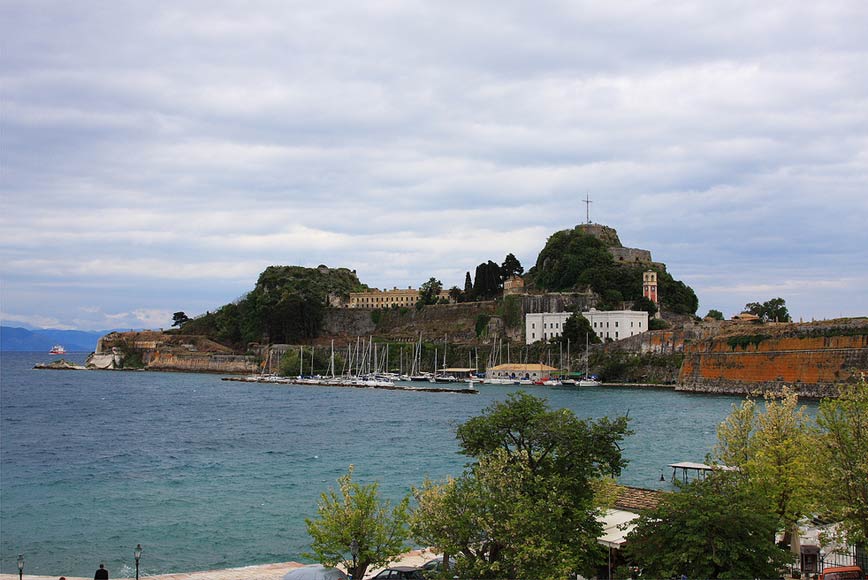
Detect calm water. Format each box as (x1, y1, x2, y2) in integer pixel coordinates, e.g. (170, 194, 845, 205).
(0, 351, 807, 577)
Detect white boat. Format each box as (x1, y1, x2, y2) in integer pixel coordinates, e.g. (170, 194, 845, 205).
(49, 345, 66, 355)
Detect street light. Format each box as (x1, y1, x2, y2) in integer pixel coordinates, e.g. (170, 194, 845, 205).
(17, 554, 24, 580)
(350, 539, 359, 580)
(134, 544, 143, 580)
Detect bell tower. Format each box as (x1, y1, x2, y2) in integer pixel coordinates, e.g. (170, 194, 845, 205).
(643, 270, 658, 305)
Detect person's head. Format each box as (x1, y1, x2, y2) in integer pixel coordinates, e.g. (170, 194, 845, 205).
(99, 564, 105, 569)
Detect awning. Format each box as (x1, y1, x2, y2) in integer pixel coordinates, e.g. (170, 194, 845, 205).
(597, 509, 639, 549)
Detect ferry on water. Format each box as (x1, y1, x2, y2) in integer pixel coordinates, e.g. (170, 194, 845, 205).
(49, 344, 67, 355)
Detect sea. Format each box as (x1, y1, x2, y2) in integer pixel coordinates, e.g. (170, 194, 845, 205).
(0, 351, 816, 577)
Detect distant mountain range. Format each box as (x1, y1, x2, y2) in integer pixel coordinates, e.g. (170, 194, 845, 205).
(0, 326, 111, 352)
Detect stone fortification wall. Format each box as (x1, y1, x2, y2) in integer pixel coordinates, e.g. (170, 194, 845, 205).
(371, 302, 499, 343)
(321, 309, 377, 337)
(609, 247, 653, 264)
(143, 351, 257, 374)
(521, 292, 597, 315)
(678, 331, 868, 398)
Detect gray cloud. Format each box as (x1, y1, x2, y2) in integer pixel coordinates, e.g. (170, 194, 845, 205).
(2, 0, 867, 329)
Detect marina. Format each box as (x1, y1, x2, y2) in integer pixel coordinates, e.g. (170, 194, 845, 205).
(0, 352, 818, 577)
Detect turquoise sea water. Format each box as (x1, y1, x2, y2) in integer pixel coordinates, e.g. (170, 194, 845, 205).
(0, 352, 814, 577)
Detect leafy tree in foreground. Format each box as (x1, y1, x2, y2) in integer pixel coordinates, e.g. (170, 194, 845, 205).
(624, 472, 792, 578)
(815, 375, 868, 556)
(411, 392, 631, 580)
(714, 388, 816, 548)
(306, 465, 410, 580)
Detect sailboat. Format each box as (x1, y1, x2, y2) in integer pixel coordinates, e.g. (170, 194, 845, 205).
(578, 333, 601, 387)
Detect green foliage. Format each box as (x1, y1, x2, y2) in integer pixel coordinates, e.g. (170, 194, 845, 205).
(632, 296, 658, 317)
(184, 266, 366, 347)
(464, 272, 473, 295)
(815, 375, 868, 545)
(171, 311, 190, 327)
(305, 465, 410, 580)
(705, 309, 724, 320)
(418, 277, 443, 306)
(500, 253, 524, 278)
(116, 338, 145, 369)
(559, 312, 599, 348)
(714, 389, 817, 536)
(497, 295, 523, 329)
(412, 392, 631, 579)
(726, 334, 769, 350)
(745, 297, 792, 322)
(648, 318, 669, 330)
(472, 261, 503, 300)
(474, 313, 491, 337)
(448, 286, 464, 303)
(624, 472, 792, 578)
(529, 227, 698, 314)
(370, 309, 383, 325)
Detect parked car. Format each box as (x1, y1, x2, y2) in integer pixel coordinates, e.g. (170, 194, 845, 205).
(369, 566, 427, 580)
(421, 556, 453, 574)
(819, 566, 865, 580)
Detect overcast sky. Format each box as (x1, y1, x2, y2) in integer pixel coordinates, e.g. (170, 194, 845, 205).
(2, 1, 867, 331)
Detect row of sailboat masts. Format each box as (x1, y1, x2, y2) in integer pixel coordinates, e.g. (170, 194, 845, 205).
(284, 336, 433, 378)
(282, 335, 485, 378)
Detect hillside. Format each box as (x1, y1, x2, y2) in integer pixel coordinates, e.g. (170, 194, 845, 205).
(527, 224, 698, 315)
(181, 265, 367, 347)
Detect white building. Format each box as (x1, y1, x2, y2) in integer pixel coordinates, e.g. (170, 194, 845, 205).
(525, 309, 649, 344)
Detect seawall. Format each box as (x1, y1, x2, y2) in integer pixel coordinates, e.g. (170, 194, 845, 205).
(677, 325, 868, 398)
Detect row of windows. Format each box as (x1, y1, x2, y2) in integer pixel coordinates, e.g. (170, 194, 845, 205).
(532, 330, 640, 341)
(592, 320, 643, 329)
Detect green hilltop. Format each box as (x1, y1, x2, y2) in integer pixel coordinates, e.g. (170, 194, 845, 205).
(527, 224, 698, 315)
(181, 265, 367, 347)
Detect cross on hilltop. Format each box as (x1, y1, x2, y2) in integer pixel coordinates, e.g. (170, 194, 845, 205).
(583, 194, 592, 224)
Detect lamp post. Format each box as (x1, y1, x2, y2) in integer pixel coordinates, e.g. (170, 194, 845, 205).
(350, 539, 359, 580)
(17, 554, 24, 580)
(134, 544, 143, 580)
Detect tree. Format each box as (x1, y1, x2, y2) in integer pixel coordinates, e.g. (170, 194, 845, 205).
(713, 389, 816, 548)
(472, 261, 503, 300)
(418, 277, 443, 306)
(171, 311, 190, 327)
(559, 312, 600, 349)
(463, 271, 473, 297)
(632, 296, 658, 317)
(815, 375, 868, 554)
(448, 286, 464, 303)
(306, 465, 410, 580)
(500, 253, 524, 279)
(624, 472, 792, 578)
(705, 309, 724, 320)
(745, 297, 791, 322)
(411, 392, 631, 579)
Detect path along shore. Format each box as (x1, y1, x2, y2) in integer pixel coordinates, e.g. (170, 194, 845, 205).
(0, 548, 435, 580)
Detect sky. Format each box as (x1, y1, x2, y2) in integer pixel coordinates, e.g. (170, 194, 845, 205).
(2, 1, 867, 331)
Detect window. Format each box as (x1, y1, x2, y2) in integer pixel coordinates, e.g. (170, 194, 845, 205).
(532, 333, 535, 339)
(532, 323, 535, 329)
(615, 321, 619, 327)
(631, 321, 634, 327)
(615, 331, 619, 338)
